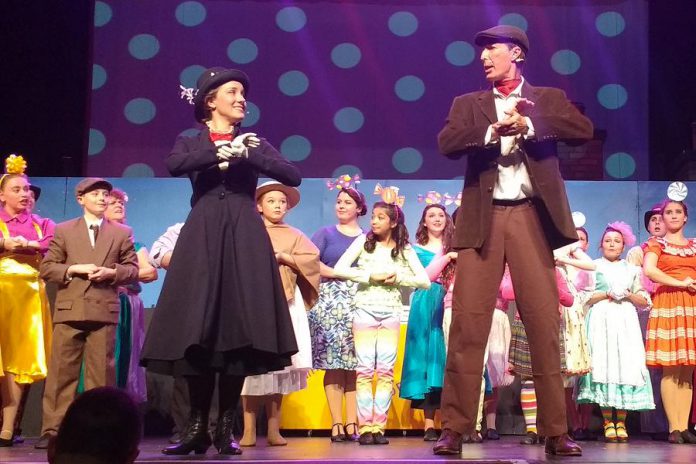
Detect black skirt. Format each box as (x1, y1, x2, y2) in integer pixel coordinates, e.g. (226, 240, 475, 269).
(141, 191, 297, 377)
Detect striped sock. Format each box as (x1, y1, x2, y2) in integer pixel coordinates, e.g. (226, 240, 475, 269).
(615, 409, 627, 423)
(601, 407, 614, 424)
(520, 381, 537, 434)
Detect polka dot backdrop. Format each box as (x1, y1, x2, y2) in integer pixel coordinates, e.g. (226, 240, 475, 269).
(88, 1, 648, 180)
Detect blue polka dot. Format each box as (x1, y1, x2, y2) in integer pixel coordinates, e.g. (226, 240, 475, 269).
(445, 41, 475, 66)
(597, 84, 628, 109)
(331, 43, 362, 69)
(122, 163, 155, 177)
(388, 11, 418, 37)
(178, 128, 201, 138)
(333, 107, 364, 133)
(392, 147, 423, 174)
(276, 6, 307, 32)
(88, 129, 106, 155)
(128, 34, 160, 60)
(394, 75, 425, 102)
(596, 11, 625, 37)
(550, 50, 581, 75)
(175, 1, 206, 27)
(605, 152, 635, 179)
(227, 38, 258, 64)
(499, 13, 528, 31)
(332, 165, 363, 179)
(124, 98, 156, 124)
(241, 101, 260, 127)
(94, 1, 112, 27)
(280, 135, 312, 161)
(179, 65, 205, 88)
(92, 64, 107, 89)
(278, 70, 309, 97)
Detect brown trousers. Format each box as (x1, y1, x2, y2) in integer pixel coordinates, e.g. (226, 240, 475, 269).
(41, 321, 116, 434)
(441, 202, 567, 437)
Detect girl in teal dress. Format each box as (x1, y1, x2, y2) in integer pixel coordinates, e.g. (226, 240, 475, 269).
(577, 222, 654, 443)
(400, 204, 455, 440)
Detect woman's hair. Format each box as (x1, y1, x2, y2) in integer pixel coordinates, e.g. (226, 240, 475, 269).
(415, 204, 454, 249)
(364, 201, 409, 259)
(659, 199, 689, 217)
(438, 205, 460, 288)
(601, 221, 636, 249)
(338, 188, 367, 217)
(576, 226, 589, 242)
(201, 86, 219, 122)
(0, 173, 26, 191)
(109, 188, 128, 203)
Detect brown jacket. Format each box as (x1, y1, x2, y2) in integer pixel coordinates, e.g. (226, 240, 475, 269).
(438, 82, 593, 250)
(40, 217, 139, 324)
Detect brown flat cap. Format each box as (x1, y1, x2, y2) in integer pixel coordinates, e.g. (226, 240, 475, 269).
(475, 25, 529, 53)
(75, 177, 113, 196)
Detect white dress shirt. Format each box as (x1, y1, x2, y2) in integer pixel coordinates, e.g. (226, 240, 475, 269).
(484, 78, 536, 200)
(84, 217, 104, 248)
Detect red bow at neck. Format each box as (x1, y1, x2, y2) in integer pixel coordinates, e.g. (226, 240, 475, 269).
(209, 132, 233, 143)
(494, 78, 522, 97)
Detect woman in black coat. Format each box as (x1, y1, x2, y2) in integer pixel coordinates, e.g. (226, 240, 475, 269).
(141, 68, 301, 456)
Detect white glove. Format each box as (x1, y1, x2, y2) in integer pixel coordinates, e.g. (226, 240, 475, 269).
(216, 144, 244, 161)
(235, 132, 260, 149)
(608, 287, 628, 300)
(216, 133, 260, 161)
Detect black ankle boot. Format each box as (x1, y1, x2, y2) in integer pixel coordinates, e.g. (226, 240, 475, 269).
(162, 410, 211, 455)
(213, 409, 242, 455)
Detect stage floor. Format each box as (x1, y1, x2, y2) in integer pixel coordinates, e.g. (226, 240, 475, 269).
(1, 435, 693, 464)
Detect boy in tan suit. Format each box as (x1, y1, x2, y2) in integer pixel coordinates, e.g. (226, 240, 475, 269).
(35, 178, 139, 449)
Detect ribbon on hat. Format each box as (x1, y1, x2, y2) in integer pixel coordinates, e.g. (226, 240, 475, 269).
(374, 183, 405, 207)
(326, 174, 360, 191)
(179, 85, 196, 105)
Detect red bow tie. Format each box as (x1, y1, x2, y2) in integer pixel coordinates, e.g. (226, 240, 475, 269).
(209, 132, 233, 143)
(494, 78, 522, 97)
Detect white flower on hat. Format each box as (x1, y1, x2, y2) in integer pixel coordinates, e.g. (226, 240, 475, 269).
(179, 85, 196, 105)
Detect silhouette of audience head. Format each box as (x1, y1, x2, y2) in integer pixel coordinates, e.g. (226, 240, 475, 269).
(48, 387, 141, 464)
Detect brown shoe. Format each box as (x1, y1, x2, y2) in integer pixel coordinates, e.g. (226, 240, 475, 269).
(545, 433, 582, 456)
(433, 428, 463, 455)
(668, 430, 684, 444)
(680, 430, 696, 444)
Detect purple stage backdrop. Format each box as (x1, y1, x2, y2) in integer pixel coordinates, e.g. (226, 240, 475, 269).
(88, 0, 647, 180)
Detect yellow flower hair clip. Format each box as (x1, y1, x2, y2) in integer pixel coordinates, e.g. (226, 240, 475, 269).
(374, 183, 405, 207)
(5, 154, 27, 175)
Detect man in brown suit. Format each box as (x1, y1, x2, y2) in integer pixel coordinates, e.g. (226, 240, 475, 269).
(35, 178, 139, 449)
(433, 26, 593, 456)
